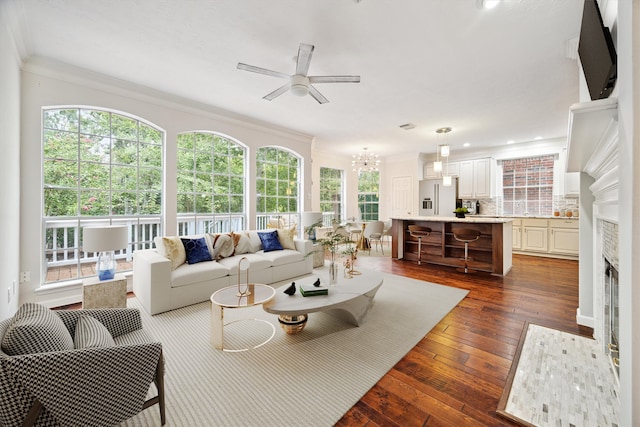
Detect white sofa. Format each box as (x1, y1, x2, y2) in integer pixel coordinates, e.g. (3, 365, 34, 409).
(133, 230, 314, 315)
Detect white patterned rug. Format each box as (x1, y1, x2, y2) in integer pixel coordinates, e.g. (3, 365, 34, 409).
(121, 272, 467, 427)
(497, 323, 620, 426)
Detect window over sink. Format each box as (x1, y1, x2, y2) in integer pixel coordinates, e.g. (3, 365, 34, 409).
(501, 155, 555, 216)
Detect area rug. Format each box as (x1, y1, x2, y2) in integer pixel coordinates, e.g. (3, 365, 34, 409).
(121, 272, 467, 427)
(497, 322, 620, 427)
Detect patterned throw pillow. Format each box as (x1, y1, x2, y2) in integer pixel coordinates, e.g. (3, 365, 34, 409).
(1, 303, 74, 356)
(181, 237, 213, 264)
(230, 232, 253, 255)
(161, 236, 187, 270)
(209, 233, 235, 259)
(276, 227, 296, 250)
(74, 315, 115, 349)
(258, 230, 284, 252)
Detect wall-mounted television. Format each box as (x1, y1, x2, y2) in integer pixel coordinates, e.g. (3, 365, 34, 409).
(578, 0, 617, 100)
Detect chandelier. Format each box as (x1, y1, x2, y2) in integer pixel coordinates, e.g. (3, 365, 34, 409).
(352, 147, 380, 173)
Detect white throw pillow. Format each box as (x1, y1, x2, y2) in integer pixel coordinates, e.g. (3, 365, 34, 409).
(209, 233, 235, 259)
(277, 227, 296, 250)
(230, 232, 252, 255)
(161, 236, 187, 270)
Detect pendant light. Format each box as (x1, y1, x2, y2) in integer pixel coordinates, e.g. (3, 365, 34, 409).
(436, 127, 452, 186)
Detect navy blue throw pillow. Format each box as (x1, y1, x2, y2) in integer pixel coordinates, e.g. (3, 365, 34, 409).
(258, 230, 283, 252)
(181, 237, 212, 264)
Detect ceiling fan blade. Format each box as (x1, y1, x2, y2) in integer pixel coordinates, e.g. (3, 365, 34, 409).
(237, 63, 290, 79)
(308, 85, 329, 104)
(295, 43, 314, 76)
(309, 76, 361, 84)
(263, 83, 291, 101)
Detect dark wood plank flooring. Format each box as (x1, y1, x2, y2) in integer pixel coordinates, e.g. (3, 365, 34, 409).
(56, 251, 589, 426)
(335, 253, 591, 427)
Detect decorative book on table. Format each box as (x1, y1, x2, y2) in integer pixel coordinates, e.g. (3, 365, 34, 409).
(299, 282, 329, 297)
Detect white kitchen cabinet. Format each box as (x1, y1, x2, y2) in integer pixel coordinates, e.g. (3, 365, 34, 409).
(458, 158, 495, 199)
(424, 161, 459, 179)
(549, 219, 579, 255)
(512, 219, 522, 250)
(522, 218, 548, 252)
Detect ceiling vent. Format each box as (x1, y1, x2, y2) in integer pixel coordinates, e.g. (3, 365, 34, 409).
(399, 123, 416, 130)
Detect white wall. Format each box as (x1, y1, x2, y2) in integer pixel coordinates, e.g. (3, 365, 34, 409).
(615, 1, 638, 424)
(19, 58, 313, 310)
(0, 6, 22, 320)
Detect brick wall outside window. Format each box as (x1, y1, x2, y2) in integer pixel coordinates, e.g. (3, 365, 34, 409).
(502, 155, 554, 216)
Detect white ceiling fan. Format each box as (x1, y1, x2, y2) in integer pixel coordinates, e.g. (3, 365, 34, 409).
(237, 43, 360, 104)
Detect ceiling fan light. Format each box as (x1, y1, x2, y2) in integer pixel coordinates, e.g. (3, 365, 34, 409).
(291, 84, 309, 97)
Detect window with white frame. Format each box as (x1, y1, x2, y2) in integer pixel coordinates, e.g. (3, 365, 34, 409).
(319, 167, 344, 226)
(357, 171, 380, 221)
(501, 155, 555, 216)
(255, 147, 301, 230)
(42, 108, 163, 283)
(176, 132, 246, 234)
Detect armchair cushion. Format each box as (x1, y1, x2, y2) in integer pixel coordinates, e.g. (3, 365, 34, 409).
(1, 303, 74, 356)
(74, 315, 115, 349)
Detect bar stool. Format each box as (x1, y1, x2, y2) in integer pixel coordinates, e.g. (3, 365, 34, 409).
(408, 225, 431, 265)
(453, 228, 481, 273)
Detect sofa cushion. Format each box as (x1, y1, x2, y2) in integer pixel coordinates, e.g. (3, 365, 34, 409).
(210, 233, 235, 259)
(246, 231, 263, 253)
(230, 232, 252, 255)
(181, 237, 213, 264)
(258, 249, 305, 266)
(171, 259, 230, 288)
(217, 252, 273, 272)
(159, 236, 187, 270)
(258, 230, 283, 252)
(277, 227, 297, 250)
(1, 303, 74, 356)
(74, 315, 115, 349)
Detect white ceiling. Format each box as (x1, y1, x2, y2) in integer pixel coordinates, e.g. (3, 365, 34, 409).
(6, 0, 584, 158)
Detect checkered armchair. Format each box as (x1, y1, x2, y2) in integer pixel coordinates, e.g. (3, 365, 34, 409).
(0, 307, 165, 427)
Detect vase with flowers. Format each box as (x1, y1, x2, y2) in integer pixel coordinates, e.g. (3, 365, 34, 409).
(316, 224, 353, 285)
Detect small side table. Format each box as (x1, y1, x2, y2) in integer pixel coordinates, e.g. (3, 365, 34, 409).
(210, 284, 276, 352)
(312, 243, 325, 268)
(82, 273, 127, 309)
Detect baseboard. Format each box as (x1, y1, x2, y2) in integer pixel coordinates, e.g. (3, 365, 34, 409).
(576, 308, 595, 328)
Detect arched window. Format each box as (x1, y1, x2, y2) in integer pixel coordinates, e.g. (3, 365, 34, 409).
(176, 132, 246, 233)
(255, 147, 301, 230)
(43, 107, 163, 283)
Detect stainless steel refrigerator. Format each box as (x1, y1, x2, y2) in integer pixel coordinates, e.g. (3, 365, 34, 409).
(419, 178, 459, 216)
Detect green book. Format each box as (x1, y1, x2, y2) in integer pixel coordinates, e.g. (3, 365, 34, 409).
(299, 283, 329, 297)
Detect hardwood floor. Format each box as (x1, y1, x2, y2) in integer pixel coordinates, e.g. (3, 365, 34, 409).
(56, 252, 589, 426)
(335, 253, 592, 427)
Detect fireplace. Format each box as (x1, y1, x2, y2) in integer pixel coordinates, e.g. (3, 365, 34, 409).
(605, 258, 619, 377)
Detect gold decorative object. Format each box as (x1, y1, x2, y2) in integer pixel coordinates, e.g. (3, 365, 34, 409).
(236, 257, 252, 297)
(278, 314, 308, 334)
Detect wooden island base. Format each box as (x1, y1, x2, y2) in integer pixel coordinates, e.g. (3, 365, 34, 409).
(391, 217, 513, 276)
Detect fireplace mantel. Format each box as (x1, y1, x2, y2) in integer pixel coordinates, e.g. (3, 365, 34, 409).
(567, 97, 619, 222)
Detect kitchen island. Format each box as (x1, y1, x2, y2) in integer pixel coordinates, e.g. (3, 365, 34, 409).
(391, 216, 513, 276)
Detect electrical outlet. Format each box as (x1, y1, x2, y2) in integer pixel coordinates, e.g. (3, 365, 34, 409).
(20, 271, 30, 283)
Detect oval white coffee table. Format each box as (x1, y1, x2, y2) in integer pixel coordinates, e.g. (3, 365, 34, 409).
(262, 268, 383, 334)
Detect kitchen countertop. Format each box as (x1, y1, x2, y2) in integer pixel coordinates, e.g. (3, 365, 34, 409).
(471, 215, 579, 220)
(391, 215, 513, 223)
